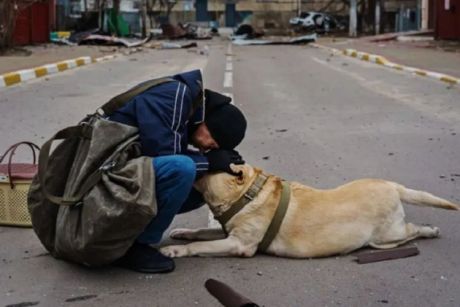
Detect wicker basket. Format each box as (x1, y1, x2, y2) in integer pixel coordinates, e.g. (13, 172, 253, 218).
(0, 142, 40, 227)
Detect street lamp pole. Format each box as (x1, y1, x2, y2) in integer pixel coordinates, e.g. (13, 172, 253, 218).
(349, 0, 357, 37)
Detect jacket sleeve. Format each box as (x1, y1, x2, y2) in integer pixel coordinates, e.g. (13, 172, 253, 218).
(186, 150, 209, 178)
(134, 81, 192, 157)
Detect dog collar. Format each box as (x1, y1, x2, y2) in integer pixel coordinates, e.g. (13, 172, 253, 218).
(214, 173, 291, 253)
(215, 173, 269, 227)
(258, 180, 291, 252)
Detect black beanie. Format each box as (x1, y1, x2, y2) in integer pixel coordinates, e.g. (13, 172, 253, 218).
(204, 89, 247, 149)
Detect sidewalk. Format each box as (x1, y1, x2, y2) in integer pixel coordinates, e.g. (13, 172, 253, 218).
(0, 44, 119, 75)
(317, 36, 460, 78)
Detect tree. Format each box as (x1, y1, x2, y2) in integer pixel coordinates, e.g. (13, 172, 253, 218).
(146, 0, 177, 27)
(0, 0, 43, 52)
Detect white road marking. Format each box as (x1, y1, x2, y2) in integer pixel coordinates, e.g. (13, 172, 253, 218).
(226, 62, 233, 71)
(223, 71, 233, 88)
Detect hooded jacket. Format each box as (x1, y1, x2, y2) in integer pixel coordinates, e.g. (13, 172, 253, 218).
(109, 69, 210, 176)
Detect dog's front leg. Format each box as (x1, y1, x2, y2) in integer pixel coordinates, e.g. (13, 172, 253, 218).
(169, 227, 226, 241)
(160, 236, 255, 258)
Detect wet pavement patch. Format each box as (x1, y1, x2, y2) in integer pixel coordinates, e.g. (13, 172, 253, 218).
(65, 294, 98, 302)
(5, 302, 40, 307)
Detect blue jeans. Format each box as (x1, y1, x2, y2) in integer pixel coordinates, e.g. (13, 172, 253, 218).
(136, 155, 205, 244)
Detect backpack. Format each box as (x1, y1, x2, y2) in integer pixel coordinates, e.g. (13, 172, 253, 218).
(27, 78, 173, 266)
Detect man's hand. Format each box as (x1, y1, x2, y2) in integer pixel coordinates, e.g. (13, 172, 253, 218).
(205, 149, 244, 176)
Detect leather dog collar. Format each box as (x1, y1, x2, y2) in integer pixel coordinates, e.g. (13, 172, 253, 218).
(258, 180, 291, 252)
(214, 173, 291, 252)
(215, 173, 269, 227)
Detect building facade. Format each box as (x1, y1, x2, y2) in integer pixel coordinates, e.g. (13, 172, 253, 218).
(435, 0, 460, 39)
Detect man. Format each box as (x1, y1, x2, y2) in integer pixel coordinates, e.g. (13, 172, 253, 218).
(109, 70, 247, 273)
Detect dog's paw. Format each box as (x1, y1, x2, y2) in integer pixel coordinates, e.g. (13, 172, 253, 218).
(432, 226, 440, 237)
(169, 228, 195, 240)
(160, 245, 189, 258)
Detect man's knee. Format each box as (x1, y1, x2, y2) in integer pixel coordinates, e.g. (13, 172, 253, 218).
(167, 155, 196, 182)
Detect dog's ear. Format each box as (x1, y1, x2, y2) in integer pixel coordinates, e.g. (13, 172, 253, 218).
(230, 164, 250, 185)
(230, 164, 245, 175)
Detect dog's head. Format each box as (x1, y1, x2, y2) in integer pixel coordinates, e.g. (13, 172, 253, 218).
(194, 164, 261, 214)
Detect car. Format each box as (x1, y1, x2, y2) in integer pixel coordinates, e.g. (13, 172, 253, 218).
(289, 12, 345, 33)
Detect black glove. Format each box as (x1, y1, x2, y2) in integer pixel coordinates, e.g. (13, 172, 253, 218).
(205, 149, 245, 176)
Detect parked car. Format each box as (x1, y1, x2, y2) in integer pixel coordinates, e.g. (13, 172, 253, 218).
(289, 12, 345, 33)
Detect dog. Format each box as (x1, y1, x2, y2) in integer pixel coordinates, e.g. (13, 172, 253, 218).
(160, 164, 458, 258)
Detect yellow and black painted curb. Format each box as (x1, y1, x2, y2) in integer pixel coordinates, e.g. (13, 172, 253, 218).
(0, 54, 119, 88)
(311, 43, 459, 86)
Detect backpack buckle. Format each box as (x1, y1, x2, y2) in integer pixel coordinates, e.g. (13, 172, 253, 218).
(96, 108, 105, 117)
(99, 161, 116, 171)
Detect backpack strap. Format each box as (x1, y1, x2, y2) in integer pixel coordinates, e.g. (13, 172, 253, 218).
(97, 77, 175, 116)
(38, 125, 93, 206)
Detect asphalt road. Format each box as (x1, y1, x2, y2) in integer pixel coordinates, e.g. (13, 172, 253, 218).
(1, 38, 459, 307)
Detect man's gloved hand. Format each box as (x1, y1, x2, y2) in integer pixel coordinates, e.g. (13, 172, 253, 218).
(205, 149, 245, 176)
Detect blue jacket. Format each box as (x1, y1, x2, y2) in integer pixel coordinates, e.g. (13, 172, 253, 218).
(109, 70, 210, 177)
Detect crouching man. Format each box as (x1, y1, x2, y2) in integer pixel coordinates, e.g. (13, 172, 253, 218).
(109, 70, 247, 273)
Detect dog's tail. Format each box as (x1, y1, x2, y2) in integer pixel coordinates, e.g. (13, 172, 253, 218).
(393, 183, 459, 210)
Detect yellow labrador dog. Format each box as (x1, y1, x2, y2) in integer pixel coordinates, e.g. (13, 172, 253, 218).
(160, 164, 458, 258)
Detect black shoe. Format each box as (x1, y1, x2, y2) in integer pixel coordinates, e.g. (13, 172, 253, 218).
(114, 242, 175, 273)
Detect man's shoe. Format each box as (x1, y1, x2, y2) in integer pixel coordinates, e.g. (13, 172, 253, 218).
(114, 242, 175, 273)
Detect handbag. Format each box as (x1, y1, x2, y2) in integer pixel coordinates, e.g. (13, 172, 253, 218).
(27, 77, 173, 266)
(0, 142, 40, 227)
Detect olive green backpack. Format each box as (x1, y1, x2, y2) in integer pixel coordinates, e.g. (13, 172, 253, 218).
(28, 78, 173, 266)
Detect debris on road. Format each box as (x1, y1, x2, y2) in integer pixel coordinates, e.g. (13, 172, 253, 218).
(49, 31, 74, 45)
(232, 34, 317, 46)
(233, 24, 264, 40)
(75, 34, 151, 48)
(160, 23, 187, 39)
(159, 42, 198, 49)
(355, 246, 419, 264)
(160, 23, 213, 40)
(50, 29, 153, 48)
(205, 279, 260, 307)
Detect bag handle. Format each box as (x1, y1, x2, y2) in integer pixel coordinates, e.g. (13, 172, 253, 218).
(38, 124, 93, 206)
(97, 77, 175, 116)
(0, 142, 41, 189)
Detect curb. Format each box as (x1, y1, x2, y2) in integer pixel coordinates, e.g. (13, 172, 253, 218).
(310, 43, 460, 86)
(0, 53, 120, 89)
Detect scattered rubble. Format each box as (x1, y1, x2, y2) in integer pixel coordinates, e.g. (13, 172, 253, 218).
(232, 33, 317, 46)
(234, 24, 264, 40)
(160, 23, 213, 40)
(159, 42, 198, 49)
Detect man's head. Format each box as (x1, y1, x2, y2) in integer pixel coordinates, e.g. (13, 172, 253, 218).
(190, 90, 247, 151)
